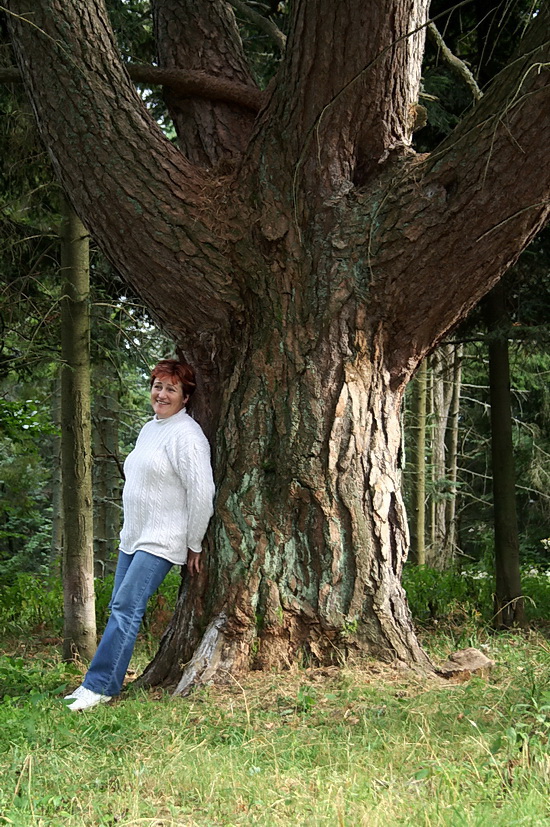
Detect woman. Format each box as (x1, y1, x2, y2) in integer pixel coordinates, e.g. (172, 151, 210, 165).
(65, 359, 215, 711)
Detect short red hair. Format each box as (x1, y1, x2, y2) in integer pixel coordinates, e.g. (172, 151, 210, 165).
(150, 359, 196, 399)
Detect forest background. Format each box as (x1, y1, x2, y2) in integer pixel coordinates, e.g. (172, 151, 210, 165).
(1, 0, 548, 640)
(0, 1, 549, 823)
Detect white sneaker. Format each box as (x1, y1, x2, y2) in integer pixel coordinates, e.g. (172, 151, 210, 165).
(64, 684, 86, 701)
(66, 687, 112, 711)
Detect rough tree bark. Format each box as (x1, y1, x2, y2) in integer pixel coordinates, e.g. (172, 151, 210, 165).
(92, 380, 120, 579)
(50, 371, 63, 566)
(6, 0, 549, 683)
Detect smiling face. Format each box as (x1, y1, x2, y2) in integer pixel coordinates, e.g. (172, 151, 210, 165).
(150, 376, 189, 419)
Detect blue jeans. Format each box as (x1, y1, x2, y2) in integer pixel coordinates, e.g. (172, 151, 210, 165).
(83, 550, 172, 697)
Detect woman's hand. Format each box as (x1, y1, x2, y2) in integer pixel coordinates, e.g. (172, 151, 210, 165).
(187, 550, 201, 576)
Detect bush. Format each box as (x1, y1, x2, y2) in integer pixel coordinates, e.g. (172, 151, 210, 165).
(402, 565, 491, 623)
(0, 566, 183, 640)
(403, 563, 550, 625)
(0, 572, 63, 637)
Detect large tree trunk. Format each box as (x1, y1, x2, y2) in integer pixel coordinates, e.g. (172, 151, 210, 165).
(143, 310, 430, 689)
(6, 0, 550, 683)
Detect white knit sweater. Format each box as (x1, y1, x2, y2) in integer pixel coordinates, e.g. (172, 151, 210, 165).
(119, 408, 215, 565)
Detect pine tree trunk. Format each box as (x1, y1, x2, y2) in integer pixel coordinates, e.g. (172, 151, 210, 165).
(60, 201, 96, 660)
(93, 383, 121, 578)
(443, 345, 463, 560)
(409, 360, 427, 566)
(485, 283, 525, 628)
(426, 345, 455, 569)
(50, 371, 64, 566)
(142, 312, 432, 690)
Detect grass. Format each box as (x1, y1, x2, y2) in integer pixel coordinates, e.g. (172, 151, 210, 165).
(0, 628, 549, 826)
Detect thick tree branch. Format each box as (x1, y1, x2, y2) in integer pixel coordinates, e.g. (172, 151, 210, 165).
(153, 0, 258, 165)
(5, 0, 244, 351)
(229, 0, 286, 52)
(368, 7, 550, 380)
(0, 64, 265, 111)
(245, 0, 429, 206)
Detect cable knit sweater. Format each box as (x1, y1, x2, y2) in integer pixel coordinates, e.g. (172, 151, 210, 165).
(119, 408, 215, 565)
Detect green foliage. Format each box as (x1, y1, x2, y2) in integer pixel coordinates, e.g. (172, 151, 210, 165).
(403, 565, 492, 623)
(0, 653, 75, 701)
(0, 573, 63, 637)
(0, 426, 54, 573)
(0, 397, 57, 440)
(403, 564, 550, 624)
(0, 567, 181, 639)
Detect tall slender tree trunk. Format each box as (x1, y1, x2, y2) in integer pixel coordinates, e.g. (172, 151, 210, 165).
(485, 282, 525, 628)
(50, 371, 64, 566)
(93, 382, 120, 579)
(443, 345, 463, 560)
(409, 360, 427, 566)
(426, 345, 456, 569)
(60, 200, 96, 660)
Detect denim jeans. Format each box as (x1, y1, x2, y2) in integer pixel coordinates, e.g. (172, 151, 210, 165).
(83, 550, 172, 697)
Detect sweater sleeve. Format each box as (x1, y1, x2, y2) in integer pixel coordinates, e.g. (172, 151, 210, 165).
(167, 430, 215, 553)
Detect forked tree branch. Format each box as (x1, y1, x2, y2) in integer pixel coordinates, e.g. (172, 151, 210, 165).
(4, 0, 245, 348)
(152, 0, 258, 164)
(247, 0, 429, 202)
(369, 6, 550, 374)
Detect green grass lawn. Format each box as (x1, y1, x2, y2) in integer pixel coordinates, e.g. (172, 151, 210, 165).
(1, 629, 549, 826)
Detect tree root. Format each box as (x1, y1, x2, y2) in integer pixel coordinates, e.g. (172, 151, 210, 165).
(172, 612, 231, 697)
